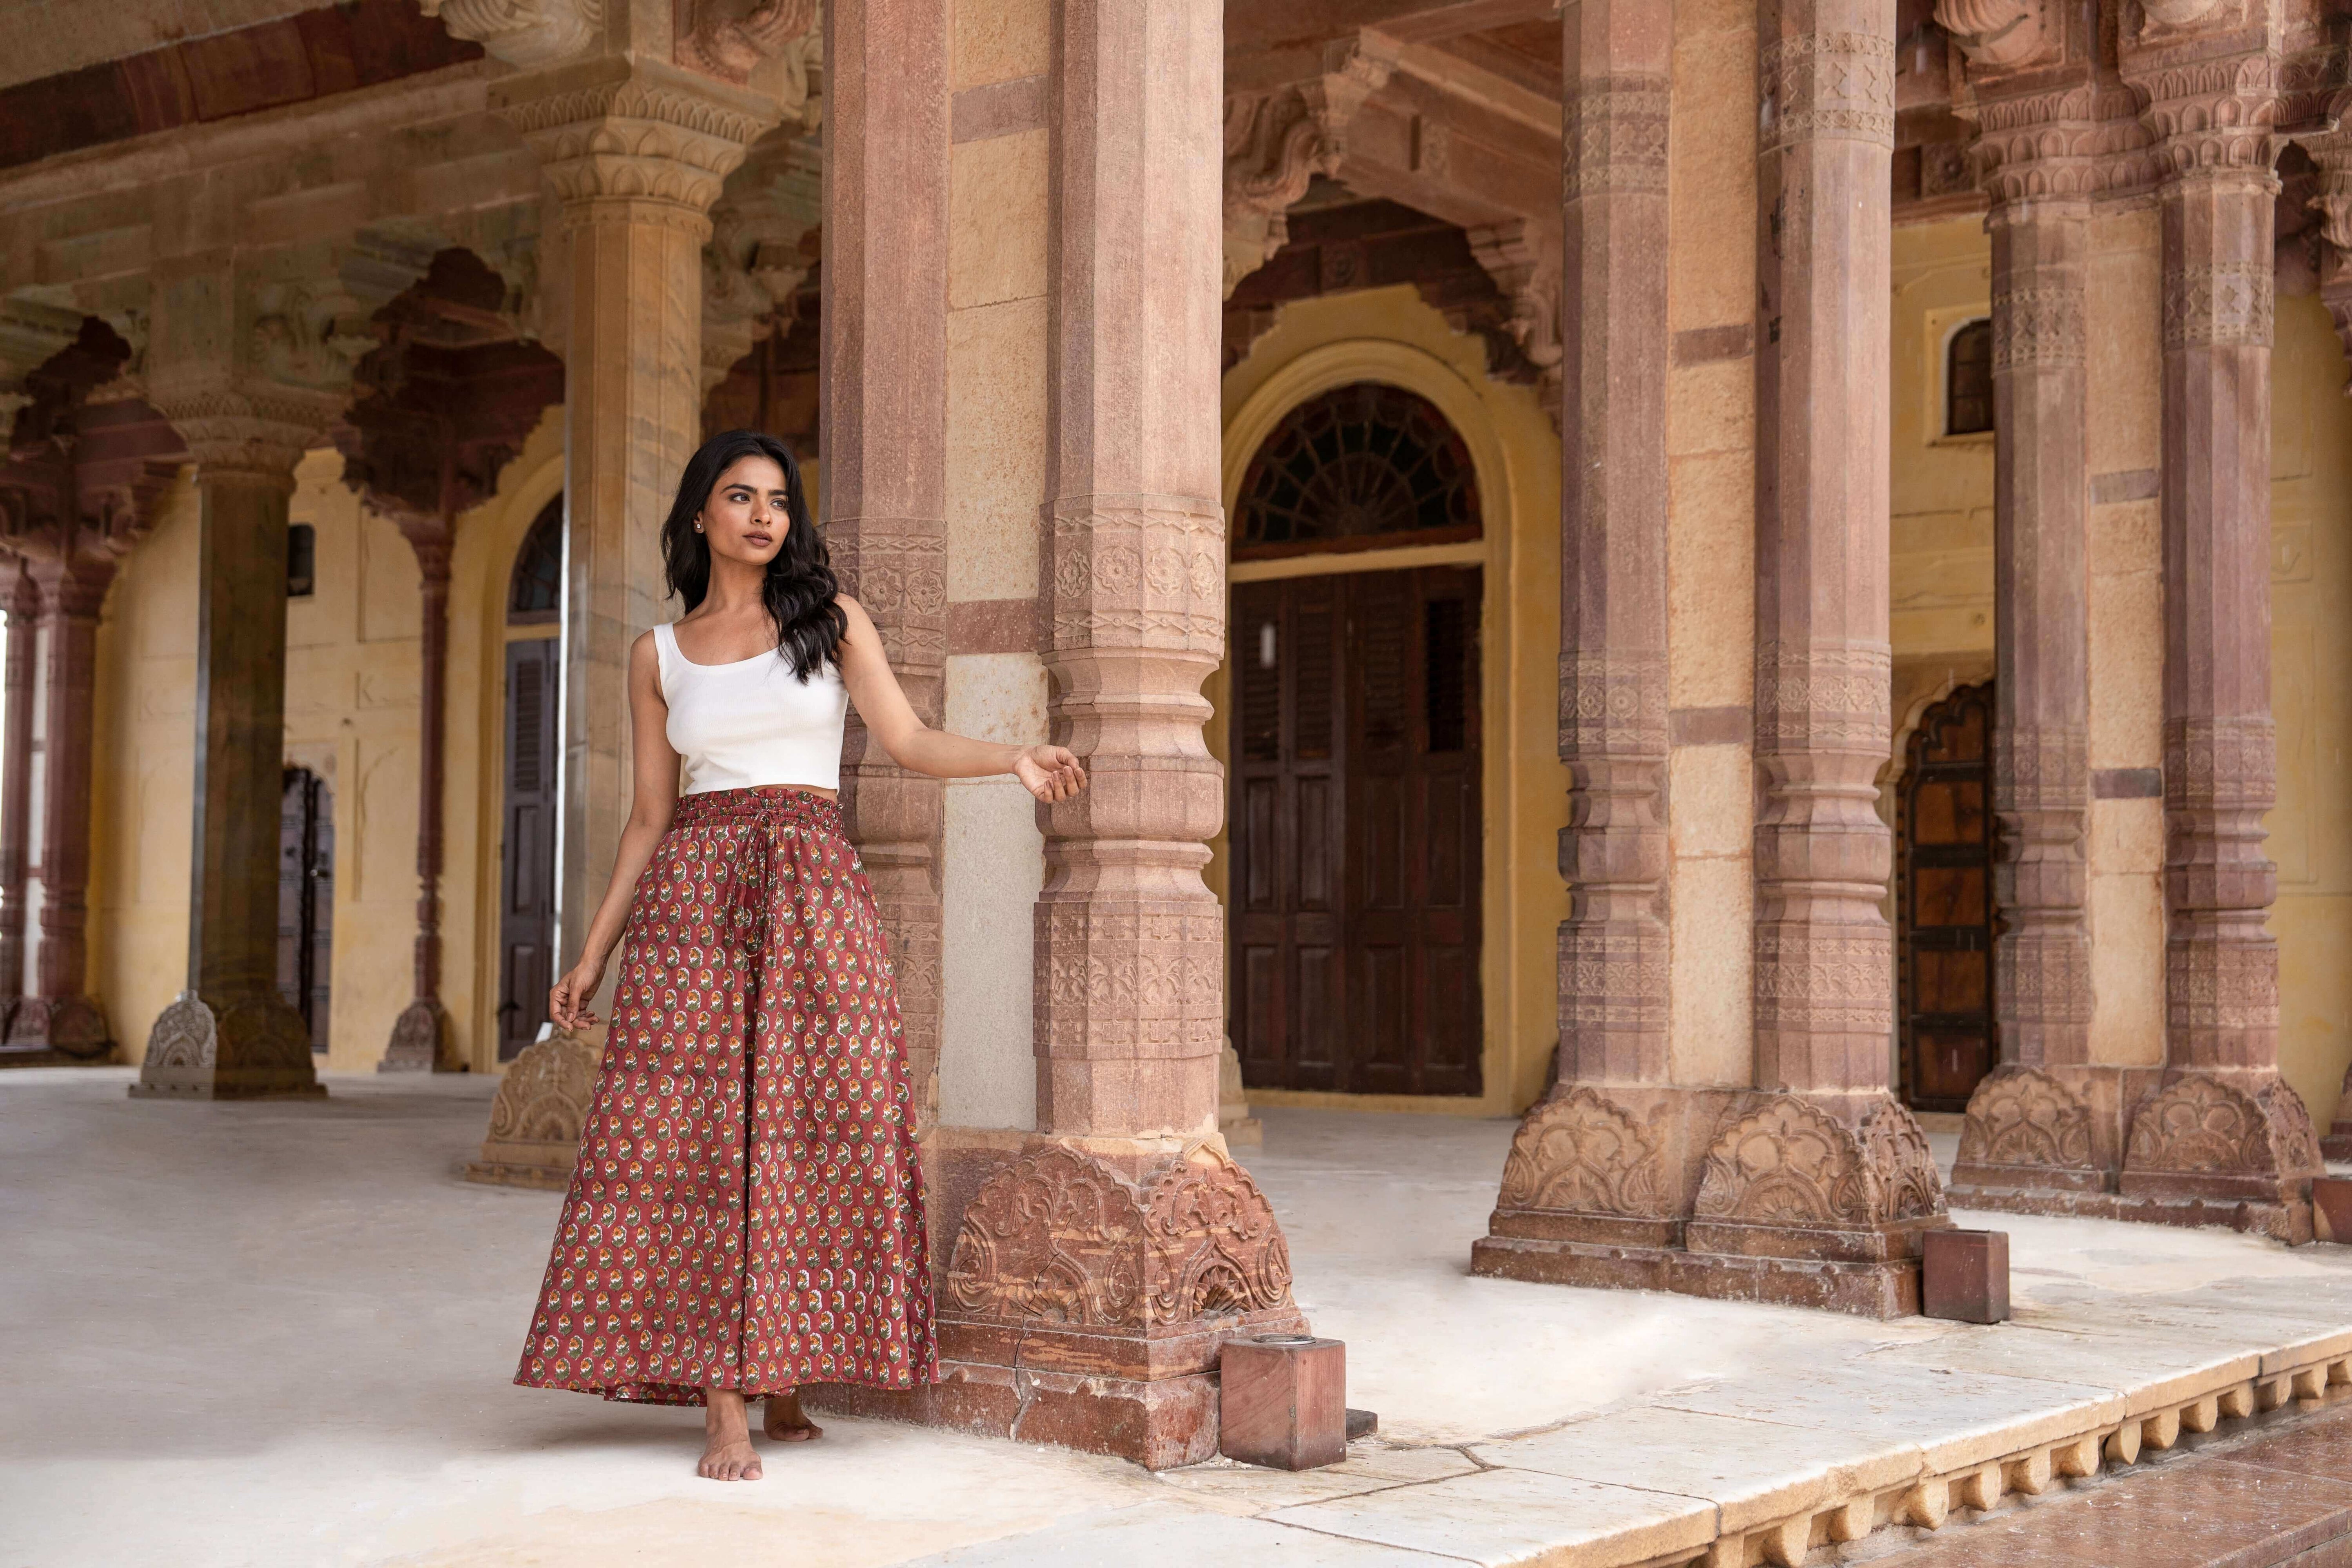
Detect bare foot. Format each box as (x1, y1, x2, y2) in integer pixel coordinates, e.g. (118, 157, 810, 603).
(700, 1388, 764, 1481)
(763, 1389, 824, 1443)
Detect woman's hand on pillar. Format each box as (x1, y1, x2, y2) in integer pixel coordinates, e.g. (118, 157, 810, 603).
(549, 958, 607, 1032)
(1013, 744, 1088, 804)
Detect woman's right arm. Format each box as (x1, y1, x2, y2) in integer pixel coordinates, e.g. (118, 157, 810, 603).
(548, 630, 681, 1030)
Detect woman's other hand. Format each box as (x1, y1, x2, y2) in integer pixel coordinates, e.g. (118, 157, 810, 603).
(549, 958, 608, 1031)
(1013, 745, 1089, 804)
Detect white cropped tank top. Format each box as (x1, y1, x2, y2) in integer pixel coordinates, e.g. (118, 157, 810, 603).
(653, 621, 850, 795)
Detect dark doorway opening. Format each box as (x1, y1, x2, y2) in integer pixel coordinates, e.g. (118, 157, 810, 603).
(1898, 682, 1998, 1111)
(497, 498, 562, 1061)
(276, 767, 333, 1054)
(1230, 564, 1483, 1096)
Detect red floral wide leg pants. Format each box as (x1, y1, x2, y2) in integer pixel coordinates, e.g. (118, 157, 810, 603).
(515, 788, 937, 1405)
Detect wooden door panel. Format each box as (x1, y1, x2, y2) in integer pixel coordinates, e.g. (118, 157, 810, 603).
(1230, 565, 1483, 1096)
(1898, 682, 1998, 1111)
(498, 639, 559, 1062)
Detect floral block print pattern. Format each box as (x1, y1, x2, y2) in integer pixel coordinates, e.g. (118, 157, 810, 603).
(516, 788, 937, 1405)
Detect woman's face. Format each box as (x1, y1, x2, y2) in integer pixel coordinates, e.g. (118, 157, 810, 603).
(698, 454, 794, 570)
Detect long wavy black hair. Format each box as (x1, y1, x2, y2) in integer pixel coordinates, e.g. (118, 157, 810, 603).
(659, 429, 845, 681)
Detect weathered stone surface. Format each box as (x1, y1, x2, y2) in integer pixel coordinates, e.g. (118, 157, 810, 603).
(462, 1027, 601, 1188)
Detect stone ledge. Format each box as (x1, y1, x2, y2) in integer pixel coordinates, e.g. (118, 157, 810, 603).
(1947, 1181, 2316, 1245)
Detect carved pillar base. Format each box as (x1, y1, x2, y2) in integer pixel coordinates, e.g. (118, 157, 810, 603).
(808, 1138, 1304, 1470)
(459, 1026, 603, 1189)
(378, 998, 457, 1074)
(1952, 1065, 2318, 1244)
(4, 995, 114, 1060)
(1470, 1086, 1949, 1319)
(129, 989, 325, 1100)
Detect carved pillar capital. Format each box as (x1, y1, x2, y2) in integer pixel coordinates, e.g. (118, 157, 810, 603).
(494, 62, 784, 231)
(151, 387, 337, 492)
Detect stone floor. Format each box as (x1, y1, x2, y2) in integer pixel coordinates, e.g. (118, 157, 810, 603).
(8, 1068, 2352, 1567)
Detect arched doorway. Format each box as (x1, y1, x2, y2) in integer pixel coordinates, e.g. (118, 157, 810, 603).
(1228, 382, 1484, 1096)
(496, 498, 561, 1061)
(1897, 682, 1998, 1111)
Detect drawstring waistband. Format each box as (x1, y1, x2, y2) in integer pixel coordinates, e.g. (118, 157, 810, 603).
(671, 788, 843, 956)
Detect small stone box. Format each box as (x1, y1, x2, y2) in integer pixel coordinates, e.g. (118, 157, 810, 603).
(2312, 1176, 2352, 1244)
(1219, 1333, 1346, 1470)
(1922, 1228, 2010, 1323)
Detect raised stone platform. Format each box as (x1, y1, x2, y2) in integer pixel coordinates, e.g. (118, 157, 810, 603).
(11, 1071, 2352, 1568)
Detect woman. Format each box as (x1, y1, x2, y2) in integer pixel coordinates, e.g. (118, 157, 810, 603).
(514, 430, 1087, 1481)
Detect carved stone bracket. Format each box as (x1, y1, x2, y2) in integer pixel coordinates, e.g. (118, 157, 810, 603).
(1465, 221, 1562, 411)
(422, 0, 604, 70)
(1221, 36, 1399, 296)
(676, 0, 819, 89)
(2121, 1071, 2322, 1207)
(1936, 0, 2056, 72)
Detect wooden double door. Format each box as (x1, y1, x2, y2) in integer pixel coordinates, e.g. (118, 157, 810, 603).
(1230, 566, 1483, 1096)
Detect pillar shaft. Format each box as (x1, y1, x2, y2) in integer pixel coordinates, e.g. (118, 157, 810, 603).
(0, 565, 38, 1015)
(821, 0, 949, 1124)
(29, 559, 107, 1024)
(1556, 0, 1673, 1087)
(134, 396, 329, 1099)
(496, 65, 777, 996)
(2156, 169, 2278, 1076)
(1035, 0, 1228, 1143)
(379, 526, 454, 1071)
(1989, 200, 2093, 1067)
(1750, 0, 1897, 1100)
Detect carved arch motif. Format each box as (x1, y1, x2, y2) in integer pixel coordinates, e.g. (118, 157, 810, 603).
(1694, 1096, 1875, 1228)
(1957, 1066, 2095, 1169)
(1497, 1087, 1669, 1217)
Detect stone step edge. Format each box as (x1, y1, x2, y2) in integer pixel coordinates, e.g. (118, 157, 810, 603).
(1618, 1355, 2352, 1568)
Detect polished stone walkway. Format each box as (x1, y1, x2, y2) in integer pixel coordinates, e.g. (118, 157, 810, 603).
(9, 1068, 2352, 1567)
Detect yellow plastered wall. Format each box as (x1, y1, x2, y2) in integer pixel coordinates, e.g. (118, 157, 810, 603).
(1210, 285, 1567, 1117)
(90, 409, 569, 1074)
(2269, 291, 2352, 1126)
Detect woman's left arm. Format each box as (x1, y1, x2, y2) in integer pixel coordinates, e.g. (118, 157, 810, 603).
(834, 595, 1088, 803)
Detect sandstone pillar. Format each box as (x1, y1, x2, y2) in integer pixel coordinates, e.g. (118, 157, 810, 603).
(20, 556, 116, 1058)
(0, 563, 37, 1040)
(491, 60, 780, 998)
(814, 0, 1304, 1467)
(2111, 24, 2316, 1241)
(378, 524, 455, 1072)
(1473, 0, 1686, 1280)
(1942, 60, 2118, 1206)
(817, 0, 947, 1122)
(133, 396, 331, 1099)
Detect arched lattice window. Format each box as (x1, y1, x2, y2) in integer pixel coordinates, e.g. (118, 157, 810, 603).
(1234, 382, 1481, 560)
(508, 497, 562, 624)
(1945, 318, 1993, 436)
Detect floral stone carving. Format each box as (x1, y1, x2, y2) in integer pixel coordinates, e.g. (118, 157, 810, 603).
(1695, 1094, 1947, 1231)
(1956, 1066, 2096, 1171)
(1497, 1087, 1668, 1217)
(463, 1028, 603, 1189)
(948, 1143, 1293, 1330)
(2124, 1074, 2322, 1187)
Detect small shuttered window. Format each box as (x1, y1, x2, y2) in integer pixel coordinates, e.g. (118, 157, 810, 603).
(1946, 318, 1993, 436)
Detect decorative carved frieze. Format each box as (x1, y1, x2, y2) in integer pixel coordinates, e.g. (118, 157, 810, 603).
(422, 0, 604, 69)
(1565, 72, 1670, 196)
(946, 1144, 1294, 1328)
(1496, 1087, 1669, 1218)
(1991, 283, 2087, 369)
(1762, 30, 1896, 151)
